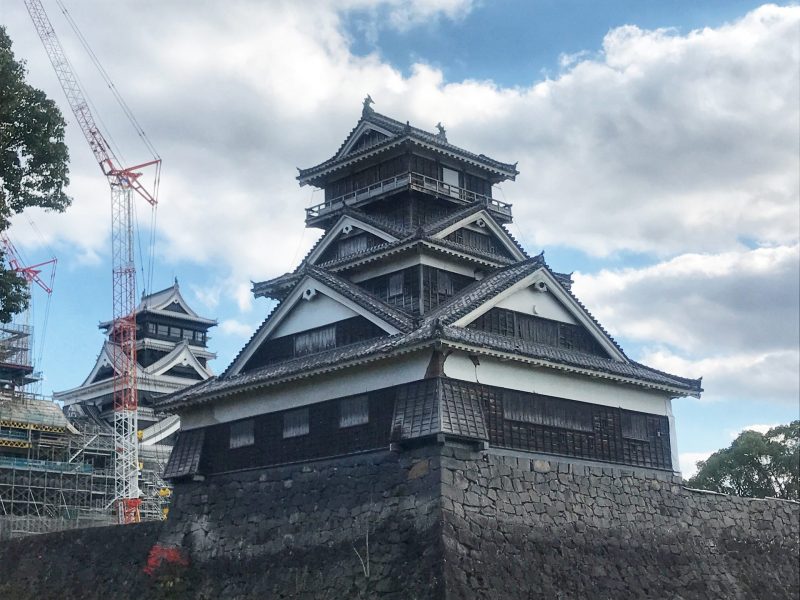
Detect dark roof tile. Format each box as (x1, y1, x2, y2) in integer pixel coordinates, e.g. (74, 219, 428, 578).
(298, 111, 518, 183)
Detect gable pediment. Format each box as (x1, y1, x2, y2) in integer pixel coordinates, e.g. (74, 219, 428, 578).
(430, 209, 526, 261)
(149, 343, 213, 380)
(337, 122, 394, 159)
(306, 215, 399, 266)
(272, 293, 359, 338)
(453, 269, 626, 361)
(228, 272, 407, 376)
(495, 286, 577, 325)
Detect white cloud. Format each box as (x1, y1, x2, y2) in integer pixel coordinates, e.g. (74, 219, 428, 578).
(679, 451, 713, 478)
(188, 283, 222, 312)
(219, 318, 257, 338)
(572, 245, 800, 355)
(3, 2, 798, 410)
(729, 423, 778, 438)
(573, 244, 799, 406)
(5, 2, 796, 281)
(639, 348, 799, 405)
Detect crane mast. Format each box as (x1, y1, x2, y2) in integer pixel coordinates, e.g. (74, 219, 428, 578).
(25, 0, 161, 524)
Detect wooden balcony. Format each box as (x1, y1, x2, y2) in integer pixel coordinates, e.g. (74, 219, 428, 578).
(305, 172, 513, 226)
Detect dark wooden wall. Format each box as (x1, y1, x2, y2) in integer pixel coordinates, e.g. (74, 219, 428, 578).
(323, 153, 493, 201)
(200, 389, 396, 473)
(467, 308, 608, 357)
(357, 265, 474, 315)
(240, 316, 385, 373)
(359, 266, 421, 314)
(195, 378, 673, 476)
(478, 383, 673, 470)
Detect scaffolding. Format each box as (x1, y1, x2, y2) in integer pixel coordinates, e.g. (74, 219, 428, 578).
(0, 323, 37, 388)
(0, 390, 172, 539)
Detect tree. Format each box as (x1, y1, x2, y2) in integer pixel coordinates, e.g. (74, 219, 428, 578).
(0, 25, 70, 323)
(687, 421, 799, 500)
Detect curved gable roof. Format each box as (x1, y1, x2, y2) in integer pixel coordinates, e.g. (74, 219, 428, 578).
(297, 109, 519, 186)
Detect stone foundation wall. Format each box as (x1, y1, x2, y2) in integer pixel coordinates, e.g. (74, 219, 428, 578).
(158, 448, 443, 599)
(440, 447, 800, 599)
(0, 444, 797, 599)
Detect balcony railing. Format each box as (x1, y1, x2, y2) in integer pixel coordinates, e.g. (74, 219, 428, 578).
(305, 172, 512, 222)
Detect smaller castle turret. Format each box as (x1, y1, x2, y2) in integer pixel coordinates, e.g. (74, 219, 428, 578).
(54, 280, 217, 432)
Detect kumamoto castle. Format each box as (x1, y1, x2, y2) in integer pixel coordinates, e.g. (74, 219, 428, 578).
(1, 100, 797, 599)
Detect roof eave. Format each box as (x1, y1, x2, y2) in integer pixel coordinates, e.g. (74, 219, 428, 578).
(159, 341, 434, 412)
(438, 339, 702, 397)
(297, 134, 518, 187)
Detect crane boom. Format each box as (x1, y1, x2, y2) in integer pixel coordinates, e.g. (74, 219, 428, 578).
(25, 0, 161, 525)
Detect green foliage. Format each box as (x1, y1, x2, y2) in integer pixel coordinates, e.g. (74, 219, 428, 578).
(687, 421, 799, 500)
(0, 250, 29, 323)
(0, 25, 70, 322)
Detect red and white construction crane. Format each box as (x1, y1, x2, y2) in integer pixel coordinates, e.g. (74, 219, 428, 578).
(0, 233, 56, 297)
(0, 232, 56, 390)
(25, 0, 162, 524)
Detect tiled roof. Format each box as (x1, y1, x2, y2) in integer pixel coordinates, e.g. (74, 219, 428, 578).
(158, 311, 700, 412)
(421, 202, 531, 264)
(341, 207, 408, 238)
(422, 203, 498, 235)
(438, 325, 701, 392)
(318, 235, 517, 272)
(255, 235, 519, 302)
(158, 333, 409, 410)
(298, 111, 518, 183)
(252, 211, 406, 300)
(421, 255, 613, 352)
(163, 428, 205, 480)
(0, 395, 71, 430)
(390, 377, 489, 442)
(224, 264, 415, 379)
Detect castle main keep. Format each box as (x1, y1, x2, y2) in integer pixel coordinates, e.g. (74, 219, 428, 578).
(0, 102, 795, 599)
(160, 99, 701, 482)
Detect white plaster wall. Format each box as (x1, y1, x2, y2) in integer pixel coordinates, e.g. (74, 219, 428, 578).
(272, 293, 358, 337)
(495, 287, 577, 324)
(442, 351, 671, 416)
(180, 350, 433, 430)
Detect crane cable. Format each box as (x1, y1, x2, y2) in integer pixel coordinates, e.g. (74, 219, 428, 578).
(54, 0, 161, 296)
(55, 0, 161, 161)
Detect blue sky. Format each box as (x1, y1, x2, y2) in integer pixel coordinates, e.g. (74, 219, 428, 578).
(1, 0, 798, 476)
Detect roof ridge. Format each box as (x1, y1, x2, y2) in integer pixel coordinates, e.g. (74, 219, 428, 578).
(340, 207, 407, 238)
(421, 203, 489, 235)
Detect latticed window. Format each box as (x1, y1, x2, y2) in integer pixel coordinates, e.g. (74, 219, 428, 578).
(229, 419, 254, 448)
(338, 234, 368, 258)
(283, 408, 309, 438)
(503, 391, 593, 432)
(294, 325, 336, 356)
(621, 413, 650, 440)
(388, 272, 404, 297)
(339, 396, 369, 428)
(437, 271, 453, 295)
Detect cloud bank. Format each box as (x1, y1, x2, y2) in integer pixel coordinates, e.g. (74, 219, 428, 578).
(5, 2, 798, 409)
